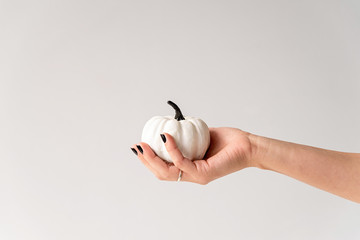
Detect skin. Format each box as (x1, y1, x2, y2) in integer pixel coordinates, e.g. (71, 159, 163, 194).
(132, 127, 360, 203)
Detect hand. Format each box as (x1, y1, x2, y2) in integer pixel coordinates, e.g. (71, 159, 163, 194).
(131, 127, 254, 184)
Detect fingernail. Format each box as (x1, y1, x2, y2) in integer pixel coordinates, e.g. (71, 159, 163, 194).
(131, 147, 138, 156)
(136, 145, 143, 154)
(160, 134, 166, 143)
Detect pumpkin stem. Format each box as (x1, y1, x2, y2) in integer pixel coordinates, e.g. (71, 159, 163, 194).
(167, 101, 185, 121)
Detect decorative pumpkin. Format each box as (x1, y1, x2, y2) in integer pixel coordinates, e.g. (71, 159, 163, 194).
(141, 101, 210, 163)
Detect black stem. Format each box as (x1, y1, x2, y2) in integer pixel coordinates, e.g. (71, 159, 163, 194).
(167, 101, 185, 121)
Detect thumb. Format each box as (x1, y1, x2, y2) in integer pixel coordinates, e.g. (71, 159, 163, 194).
(161, 133, 196, 174)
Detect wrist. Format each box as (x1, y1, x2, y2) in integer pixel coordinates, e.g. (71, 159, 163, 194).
(248, 133, 270, 169)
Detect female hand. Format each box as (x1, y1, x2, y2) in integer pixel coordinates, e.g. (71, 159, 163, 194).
(131, 127, 254, 184)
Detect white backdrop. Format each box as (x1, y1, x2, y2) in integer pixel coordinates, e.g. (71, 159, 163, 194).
(1, 0, 359, 239)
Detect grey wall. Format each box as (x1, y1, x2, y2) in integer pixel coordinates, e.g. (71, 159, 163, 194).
(1, 0, 359, 239)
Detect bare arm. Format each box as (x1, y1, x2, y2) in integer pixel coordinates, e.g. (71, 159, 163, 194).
(250, 134, 360, 203)
(132, 127, 360, 203)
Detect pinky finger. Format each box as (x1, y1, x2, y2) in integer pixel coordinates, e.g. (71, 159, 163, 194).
(131, 145, 160, 177)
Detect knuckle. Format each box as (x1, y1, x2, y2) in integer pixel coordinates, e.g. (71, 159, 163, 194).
(162, 171, 171, 180)
(155, 173, 169, 181)
(174, 158, 185, 168)
(155, 173, 164, 180)
(175, 159, 184, 167)
(167, 143, 179, 152)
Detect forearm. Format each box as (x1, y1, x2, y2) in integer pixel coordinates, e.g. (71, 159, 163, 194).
(249, 134, 360, 203)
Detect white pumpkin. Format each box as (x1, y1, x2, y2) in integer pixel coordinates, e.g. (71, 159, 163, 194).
(141, 101, 210, 163)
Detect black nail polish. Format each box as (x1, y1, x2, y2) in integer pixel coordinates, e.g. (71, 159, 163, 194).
(160, 134, 166, 143)
(131, 148, 138, 156)
(136, 145, 143, 154)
